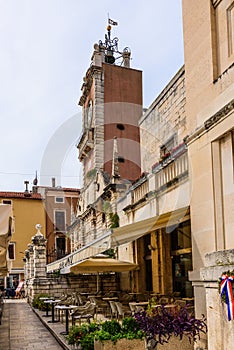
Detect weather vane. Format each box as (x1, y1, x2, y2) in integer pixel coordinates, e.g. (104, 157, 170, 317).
(98, 16, 131, 66)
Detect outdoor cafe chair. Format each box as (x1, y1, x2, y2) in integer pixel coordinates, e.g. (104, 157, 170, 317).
(89, 296, 109, 317)
(71, 302, 96, 326)
(109, 300, 118, 319)
(115, 301, 132, 320)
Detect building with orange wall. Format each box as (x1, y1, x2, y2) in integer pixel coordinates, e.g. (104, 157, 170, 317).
(0, 190, 45, 288)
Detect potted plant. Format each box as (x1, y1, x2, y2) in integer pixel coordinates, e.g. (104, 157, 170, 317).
(134, 305, 207, 350)
(66, 322, 100, 350)
(94, 318, 144, 350)
(67, 318, 144, 350)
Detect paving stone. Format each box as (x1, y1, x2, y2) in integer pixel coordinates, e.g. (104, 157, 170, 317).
(0, 300, 65, 350)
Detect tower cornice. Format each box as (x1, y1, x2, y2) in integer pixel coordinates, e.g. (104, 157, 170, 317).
(78, 65, 102, 106)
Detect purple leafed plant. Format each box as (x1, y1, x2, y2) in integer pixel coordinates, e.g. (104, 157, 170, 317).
(134, 305, 207, 349)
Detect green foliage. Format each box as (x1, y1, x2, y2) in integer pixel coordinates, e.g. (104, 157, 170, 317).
(66, 317, 144, 349)
(101, 319, 121, 335)
(66, 323, 100, 349)
(102, 201, 111, 214)
(109, 213, 119, 228)
(104, 248, 115, 258)
(121, 317, 143, 339)
(32, 294, 51, 311)
(86, 168, 97, 179)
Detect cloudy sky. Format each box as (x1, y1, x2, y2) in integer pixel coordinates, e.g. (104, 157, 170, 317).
(0, 0, 184, 192)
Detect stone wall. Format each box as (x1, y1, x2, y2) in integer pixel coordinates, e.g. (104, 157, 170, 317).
(24, 225, 119, 303)
(26, 273, 119, 304)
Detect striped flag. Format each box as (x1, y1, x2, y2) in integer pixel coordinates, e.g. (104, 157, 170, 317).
(108, 18, 118, 26)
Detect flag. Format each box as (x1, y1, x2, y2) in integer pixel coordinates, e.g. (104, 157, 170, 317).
(108, 18, 118, 26)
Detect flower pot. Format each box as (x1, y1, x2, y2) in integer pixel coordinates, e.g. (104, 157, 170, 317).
(95, 337, 193, 350)
(153, 336, 194, 350)
(94, 338, 145, 350)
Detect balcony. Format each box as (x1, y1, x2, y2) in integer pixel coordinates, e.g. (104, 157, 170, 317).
(77, 128, 94, 161)
(153, 143, 188, 193)
(124, 143, 188, 211)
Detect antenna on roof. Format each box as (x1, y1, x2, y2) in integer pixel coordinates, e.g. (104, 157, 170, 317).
(33, 171, 38, 186)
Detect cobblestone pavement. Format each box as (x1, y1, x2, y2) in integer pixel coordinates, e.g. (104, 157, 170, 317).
(0, 299, 64, 350)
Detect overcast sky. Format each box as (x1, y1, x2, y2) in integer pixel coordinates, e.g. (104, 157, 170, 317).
(0, 0, 184, 192)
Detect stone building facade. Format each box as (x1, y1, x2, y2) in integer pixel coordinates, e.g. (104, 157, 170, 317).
(34, 181, 79, 264)
(182, 0, 234, 348)
(31, 4, 234, 348)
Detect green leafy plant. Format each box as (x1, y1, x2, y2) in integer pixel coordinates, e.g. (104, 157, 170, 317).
(66, 318, 144, 349)
(109, 213, 119, 228)
(66, 323, 100, 349)
(86, 168, 97, 179)
(32, 293, 51, 311)
(95, 318, 143, 344)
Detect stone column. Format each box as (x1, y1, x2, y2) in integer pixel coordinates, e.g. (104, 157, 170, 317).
(23, 250, 30, 281)
(32, 224, 47, 279)
(28, 244, 34, 278)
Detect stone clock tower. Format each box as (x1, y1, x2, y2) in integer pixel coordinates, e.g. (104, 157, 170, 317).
(77, 25, 142, 189)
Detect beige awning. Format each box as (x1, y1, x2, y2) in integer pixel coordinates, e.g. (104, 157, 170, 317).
(46, 207, 189, 273)
(110, 207, 190, 247)
(60, 256, 139, 274)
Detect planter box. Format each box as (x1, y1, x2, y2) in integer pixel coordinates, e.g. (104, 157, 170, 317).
(94, 338, 145, 350)
(94, 337, 194, 350)
(157, 337, 194, 350)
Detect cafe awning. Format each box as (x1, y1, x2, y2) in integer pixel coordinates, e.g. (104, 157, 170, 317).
(46, 207, 189, 273)
(60, 256, 139, 274)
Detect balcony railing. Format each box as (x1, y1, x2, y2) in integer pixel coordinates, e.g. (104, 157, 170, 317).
(153, 143, 188, 192)
(133, 178, 149, 204)
(124, 143, 188, 211)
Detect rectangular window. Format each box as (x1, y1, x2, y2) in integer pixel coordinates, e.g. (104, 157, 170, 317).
(55, 197, 64, 203)
(2, 199, 12, 205)
(55, 211, 66, 231)
(8, 242, 15, 260)
(160, 134, 176, 158)
(213, 0, 234, 77)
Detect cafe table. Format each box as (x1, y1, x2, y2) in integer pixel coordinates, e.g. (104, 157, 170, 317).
(102, 297, 118, 301)
(44, 299, 61, 323)
(129, 301, 148, 312)
(56, 305, 77, 335)
(40, 297, 54, 317)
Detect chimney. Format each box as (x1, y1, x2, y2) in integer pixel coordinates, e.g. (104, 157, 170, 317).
(51, 177, 56, 187)
(24, 180, 29, 193)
